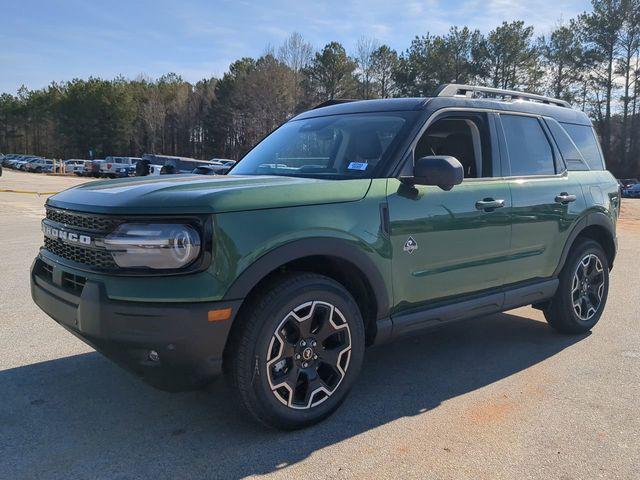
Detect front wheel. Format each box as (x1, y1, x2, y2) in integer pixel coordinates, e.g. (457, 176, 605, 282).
(544, 239, 610, 334)
(225, 273, 365, 429)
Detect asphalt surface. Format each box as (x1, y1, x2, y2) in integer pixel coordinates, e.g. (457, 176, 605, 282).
(1, 171, 639, 479)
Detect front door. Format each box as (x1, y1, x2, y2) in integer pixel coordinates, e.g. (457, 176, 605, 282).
(387, 112, 511, 314)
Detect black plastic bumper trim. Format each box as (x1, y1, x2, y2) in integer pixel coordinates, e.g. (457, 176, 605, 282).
(31, 257, 242, 391)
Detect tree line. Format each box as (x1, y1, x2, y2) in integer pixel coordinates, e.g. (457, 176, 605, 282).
(1, 0, 639, 177)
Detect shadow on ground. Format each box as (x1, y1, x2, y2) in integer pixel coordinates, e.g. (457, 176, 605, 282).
(0, 312, 585, 479)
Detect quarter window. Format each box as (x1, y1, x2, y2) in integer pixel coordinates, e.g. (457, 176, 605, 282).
(501, 115, 555, 176)
(545, 118, 586, 171)
(560, 123, 605, 170)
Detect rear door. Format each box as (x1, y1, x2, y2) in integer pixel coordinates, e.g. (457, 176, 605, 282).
(497, 113, 586, 285)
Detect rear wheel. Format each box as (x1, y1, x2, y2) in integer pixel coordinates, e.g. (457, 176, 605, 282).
(544, 239, 609, 334)
(226, 273, 365, 429)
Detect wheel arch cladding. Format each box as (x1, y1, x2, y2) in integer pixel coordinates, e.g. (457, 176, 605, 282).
(223, 238, 390, 346)
(554, 212, 616, 276)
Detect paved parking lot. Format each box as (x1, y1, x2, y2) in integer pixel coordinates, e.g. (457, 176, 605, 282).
(0, 173, 639, 479)
(0, 168, 95, 194)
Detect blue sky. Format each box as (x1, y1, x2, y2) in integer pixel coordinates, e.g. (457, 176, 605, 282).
(1, 0, 591, 94)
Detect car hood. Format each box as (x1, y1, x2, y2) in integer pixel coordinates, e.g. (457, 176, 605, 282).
(47, 175, 373, 215)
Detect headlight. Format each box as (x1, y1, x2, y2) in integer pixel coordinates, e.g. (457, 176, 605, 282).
(104, 223, 201, 269)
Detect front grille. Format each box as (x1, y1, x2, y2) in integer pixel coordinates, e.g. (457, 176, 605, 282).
(43, 206, 122, 270)
(45, 206, 122, 232)
(44, 237, 117, 269)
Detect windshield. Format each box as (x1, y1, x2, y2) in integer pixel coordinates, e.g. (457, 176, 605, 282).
(230, 112, 417, 179)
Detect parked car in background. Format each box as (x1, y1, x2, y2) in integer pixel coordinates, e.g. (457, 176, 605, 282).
(24, 158, 39, 172)
(192, 165, 220, 175)
(2, 154, 22, 167)
(148, 164, 164, 175)
(619, 178, 638, 188)
(99, 156, 141, 178)
(82, 160, 93, 176)
(8, 157, 30, 169)
(621, 183, 640, 198)
(15, 157, 40, 170)
(206, 158, 237, 174)
(64, 159, 86, 175)
(140, 154, 216, 175)
(26, 158, 54, 173)
(82, 159, 105, 177)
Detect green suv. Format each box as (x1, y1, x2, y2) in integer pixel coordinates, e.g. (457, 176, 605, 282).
(31, 84, 619, 429)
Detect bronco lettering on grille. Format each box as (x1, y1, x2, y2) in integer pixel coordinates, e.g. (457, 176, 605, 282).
(42, 223, 92, 246)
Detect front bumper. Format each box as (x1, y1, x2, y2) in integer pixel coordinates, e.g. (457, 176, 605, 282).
(30, 257, 242, 391)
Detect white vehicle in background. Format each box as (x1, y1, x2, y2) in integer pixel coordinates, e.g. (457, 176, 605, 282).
(148, 164, 164, 176)
(64, 159, 86, 176)
(99, 156, 141, 178)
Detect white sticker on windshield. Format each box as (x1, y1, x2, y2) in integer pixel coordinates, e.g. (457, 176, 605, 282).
(348, 162, 368, 171)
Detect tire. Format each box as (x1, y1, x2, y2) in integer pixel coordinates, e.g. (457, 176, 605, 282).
(225, 272, 365, 430)
(544, 238, 609, 334)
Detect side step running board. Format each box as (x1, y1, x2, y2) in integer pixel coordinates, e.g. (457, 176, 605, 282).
(385, 279, 559, 341)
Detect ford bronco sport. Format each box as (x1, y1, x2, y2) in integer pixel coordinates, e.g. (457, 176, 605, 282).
(31, 84, 619, 429)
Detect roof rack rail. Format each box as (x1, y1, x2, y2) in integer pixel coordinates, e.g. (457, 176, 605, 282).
(433, 84, 571, 108)
(312, 99, 356, 109)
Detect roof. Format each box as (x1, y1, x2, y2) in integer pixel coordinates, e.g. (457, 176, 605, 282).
(293, 98, 429, 120)
(293, 89, 592, 127)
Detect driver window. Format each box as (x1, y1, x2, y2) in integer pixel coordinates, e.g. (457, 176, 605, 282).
(415, 114, 493, 178)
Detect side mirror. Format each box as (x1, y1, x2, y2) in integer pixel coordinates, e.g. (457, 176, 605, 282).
(410, 155, 464, 190)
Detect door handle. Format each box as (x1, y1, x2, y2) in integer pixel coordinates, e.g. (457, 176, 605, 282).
(475, 198, 505, 211)
(555, 193, 577, 204)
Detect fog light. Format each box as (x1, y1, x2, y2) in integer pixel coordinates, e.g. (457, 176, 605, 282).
(148, 350, 160, 362)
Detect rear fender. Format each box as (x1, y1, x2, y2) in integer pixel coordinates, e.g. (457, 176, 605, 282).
(553, 211, 616, 276)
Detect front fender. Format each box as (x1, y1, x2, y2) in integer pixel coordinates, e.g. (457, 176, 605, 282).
(222, 237, 391, 320)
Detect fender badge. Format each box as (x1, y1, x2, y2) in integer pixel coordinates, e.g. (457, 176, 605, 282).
(403, 236, 418, 254)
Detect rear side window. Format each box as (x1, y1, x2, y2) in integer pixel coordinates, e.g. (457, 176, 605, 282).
(501, 114, 555, 176)
(560, 123, 605, 170)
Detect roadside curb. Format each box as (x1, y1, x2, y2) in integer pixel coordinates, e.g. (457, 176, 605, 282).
(0, 189, 59, 195)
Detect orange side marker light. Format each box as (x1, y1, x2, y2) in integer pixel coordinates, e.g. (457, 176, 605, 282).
(208, 308, 233, 322)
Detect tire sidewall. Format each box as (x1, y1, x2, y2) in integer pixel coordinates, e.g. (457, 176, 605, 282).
(247, 277, 365, 427)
